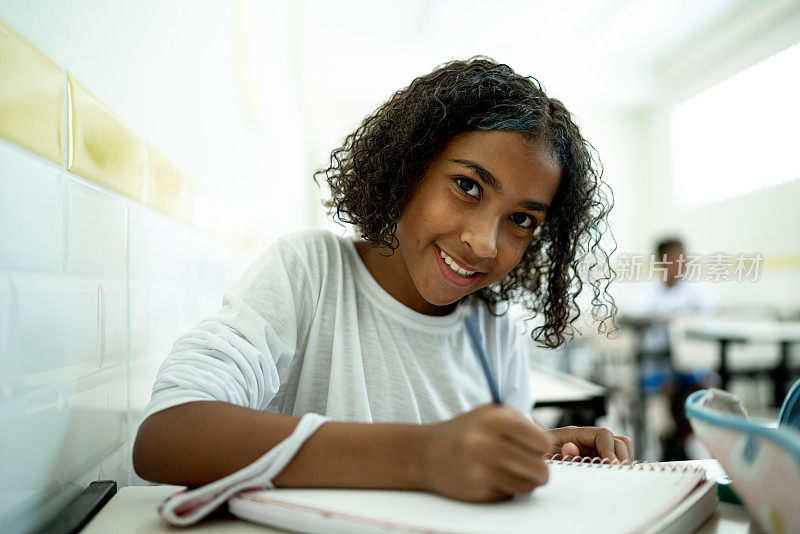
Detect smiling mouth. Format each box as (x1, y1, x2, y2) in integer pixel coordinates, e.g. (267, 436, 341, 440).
(438, 248, 479, 277)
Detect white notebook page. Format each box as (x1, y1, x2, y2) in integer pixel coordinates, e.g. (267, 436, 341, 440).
(229, 461, 705, 534)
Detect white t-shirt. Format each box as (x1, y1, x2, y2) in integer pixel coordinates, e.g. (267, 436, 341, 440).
(637, 279, 710, 318)
(145, 229, 534, 424)
(636, 280, 713, 354)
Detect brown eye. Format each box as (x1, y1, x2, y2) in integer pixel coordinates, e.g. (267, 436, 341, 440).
(455, 177, 480, 198)
(511, 212, 535, 228)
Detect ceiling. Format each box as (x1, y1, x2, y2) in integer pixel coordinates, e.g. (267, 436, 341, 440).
(233, 0, 762, 167)
(2, 0, 793, 208)
(281, 0, 751, 111)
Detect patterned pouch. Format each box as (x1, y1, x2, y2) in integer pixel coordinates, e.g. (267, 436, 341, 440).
(686, 382, 800, 534)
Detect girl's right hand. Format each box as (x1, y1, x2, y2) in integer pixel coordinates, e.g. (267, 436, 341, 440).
(420, 403, 553, 502)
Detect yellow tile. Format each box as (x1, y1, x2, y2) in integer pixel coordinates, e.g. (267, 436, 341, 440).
(0, 18, 65, 164)
(763, 255, 800, 270)
(180, 180, 197, 225)
(145, 144, 185, 220)
(68, 72, 143, 202)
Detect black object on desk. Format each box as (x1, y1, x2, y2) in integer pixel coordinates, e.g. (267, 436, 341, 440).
(533, 391, 607, 415)
(529, 365, 607, 428)
(34, 480, 117, 534)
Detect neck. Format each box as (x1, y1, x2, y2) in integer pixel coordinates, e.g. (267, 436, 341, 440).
(355, 241, 456, 316)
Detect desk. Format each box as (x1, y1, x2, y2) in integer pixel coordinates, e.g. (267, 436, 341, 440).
(686, 319, 800, 405)
(529, 364, 606, 415)
(82, 460, 754, 534)
(617, 314, 674, 453)
(617, 314, 672, 361)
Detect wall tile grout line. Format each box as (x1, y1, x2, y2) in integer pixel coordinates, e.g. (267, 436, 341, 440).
(0, 18, 257, 529)
(98, 282, 104, 370)
(1, 17, 254, 250)
(63, 69, 70, 171)
(62, 174, 69, 275)
(125, 197, 133, 487)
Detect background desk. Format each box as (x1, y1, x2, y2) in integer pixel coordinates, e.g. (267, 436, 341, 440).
(81, 460, 754, 534)
(686, 319, 800, 405)
(529, 364, 607, 416)
(617, 314, 672, 452)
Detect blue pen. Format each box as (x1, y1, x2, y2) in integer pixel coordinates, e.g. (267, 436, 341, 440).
(464, 313, 504, 405)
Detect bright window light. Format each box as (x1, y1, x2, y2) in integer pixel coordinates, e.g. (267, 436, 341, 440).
(671, 41, 800, 207)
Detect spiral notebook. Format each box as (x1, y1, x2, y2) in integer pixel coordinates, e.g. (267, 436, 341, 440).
(227, 458, 717, 534)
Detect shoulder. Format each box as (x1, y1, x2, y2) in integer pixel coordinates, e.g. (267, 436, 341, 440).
(229, 229, 350, 297)
(272, 228, 350, 263)
(242, 229, 350, 275)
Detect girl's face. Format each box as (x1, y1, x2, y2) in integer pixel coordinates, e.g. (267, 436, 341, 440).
(359, 130, 561, 316)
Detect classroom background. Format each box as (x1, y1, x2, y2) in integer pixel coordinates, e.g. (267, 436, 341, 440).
(1, 0, 799, 532)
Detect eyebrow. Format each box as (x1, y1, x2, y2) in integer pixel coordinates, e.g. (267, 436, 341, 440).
(451, 159, 550, 212)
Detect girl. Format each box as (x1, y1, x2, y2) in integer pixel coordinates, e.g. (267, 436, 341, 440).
(133, 58, 630, 504)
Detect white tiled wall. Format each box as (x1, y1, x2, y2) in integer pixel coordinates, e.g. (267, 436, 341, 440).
(0, 138, 252, 532)
(64, 179, 128, 277)
(0, 146, 64, 272)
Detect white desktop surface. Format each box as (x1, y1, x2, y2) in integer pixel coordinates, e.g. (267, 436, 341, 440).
(686, 318, 800, 343)
(82, 460, 755, 534)
(529, 364, 605, 403)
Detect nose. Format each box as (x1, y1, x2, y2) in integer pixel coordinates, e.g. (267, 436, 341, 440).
(460, 216, 499, 260)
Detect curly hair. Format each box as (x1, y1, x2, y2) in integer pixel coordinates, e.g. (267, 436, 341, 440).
(316, 57, 616, 348)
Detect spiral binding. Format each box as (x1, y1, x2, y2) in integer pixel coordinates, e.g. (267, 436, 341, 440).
(543, 453, 706, 474)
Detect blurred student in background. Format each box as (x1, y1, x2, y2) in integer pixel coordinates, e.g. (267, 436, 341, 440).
(635, 237, 716, 460)
(638, 238, 711, 353)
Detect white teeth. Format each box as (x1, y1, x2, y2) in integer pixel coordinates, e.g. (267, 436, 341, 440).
(439, 249, 476, 277)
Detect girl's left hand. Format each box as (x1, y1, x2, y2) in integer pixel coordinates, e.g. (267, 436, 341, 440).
(547, 426, 634, 462)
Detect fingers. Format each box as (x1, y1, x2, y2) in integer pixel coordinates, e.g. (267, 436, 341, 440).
(589, 428, 617, 460)
(607, 435, 634, 462)
(457, 409, 550, 500)
(617, 435, 634, 460)
(550, 426, 635, 462)
(614, 438, 629, 462)
(472, 404, 551, 455)
(494, 405, 552, 454)
(492, 463, 548, 497)
(560, 442, 580, 457)
(488, 437, 549, 485)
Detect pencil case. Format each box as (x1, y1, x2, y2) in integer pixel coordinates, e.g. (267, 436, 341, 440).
(686, 381, 800, 534)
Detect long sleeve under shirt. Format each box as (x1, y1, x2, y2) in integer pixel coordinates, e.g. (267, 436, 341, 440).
(145, 229, 534, 424)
